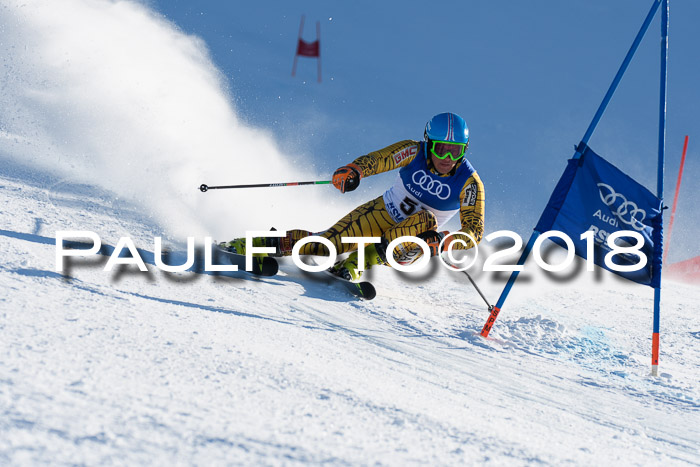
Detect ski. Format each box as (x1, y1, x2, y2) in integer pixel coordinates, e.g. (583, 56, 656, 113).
(214, 246, 374, 298)
(215, 246, 279, 276)
(319, 268, 376, 300)
(337, 277, 377, 300)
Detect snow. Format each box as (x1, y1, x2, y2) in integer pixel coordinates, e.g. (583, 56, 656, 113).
(1, 0, 699, 464)
(2, 157, 699, 465)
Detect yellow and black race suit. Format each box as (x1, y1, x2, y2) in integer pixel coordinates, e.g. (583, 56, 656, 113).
(281, 140, 485, 260)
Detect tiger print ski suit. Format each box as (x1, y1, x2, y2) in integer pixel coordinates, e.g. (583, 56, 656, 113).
(276, 139, 485, 262)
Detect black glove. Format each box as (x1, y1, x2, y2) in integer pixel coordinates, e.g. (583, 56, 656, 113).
(332, 163, 362, 193)
(417, 230, 446, 257)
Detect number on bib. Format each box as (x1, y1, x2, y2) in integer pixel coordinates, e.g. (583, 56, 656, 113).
(400, 197, 418, 216)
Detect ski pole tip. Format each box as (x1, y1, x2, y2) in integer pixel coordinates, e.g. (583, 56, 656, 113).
(199, 184, 209, 192)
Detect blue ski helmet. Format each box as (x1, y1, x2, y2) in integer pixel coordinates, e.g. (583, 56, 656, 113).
(424, 112, 469, 147)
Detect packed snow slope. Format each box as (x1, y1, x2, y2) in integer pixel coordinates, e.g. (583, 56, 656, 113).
(1, 0, 699, 464)
(2, 156, 700, 465)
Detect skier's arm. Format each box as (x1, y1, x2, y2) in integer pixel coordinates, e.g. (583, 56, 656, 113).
(332, 140, 419, 193)
(350, 140, 419, 177)
(447, 172, 485, 250)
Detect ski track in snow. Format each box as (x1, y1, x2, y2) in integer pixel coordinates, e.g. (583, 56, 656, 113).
(1, 159, 699, 465)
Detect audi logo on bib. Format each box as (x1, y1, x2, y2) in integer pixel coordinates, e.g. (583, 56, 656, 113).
(411, 170, 451, 200)
(597, 182, 647, 231)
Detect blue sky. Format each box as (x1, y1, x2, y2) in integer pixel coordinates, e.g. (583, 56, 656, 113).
(152, 0, 698, 261)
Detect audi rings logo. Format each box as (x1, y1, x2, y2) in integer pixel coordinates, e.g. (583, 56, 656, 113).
(412, 170, 451, 200)
(597, 183, 647, 231)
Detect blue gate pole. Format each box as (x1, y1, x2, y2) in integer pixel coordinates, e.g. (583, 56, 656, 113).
(576, 0, 663, 158)
(652, 0, 669, 377)
(480, 0, 663, 338)
(481, 232, 540, 338)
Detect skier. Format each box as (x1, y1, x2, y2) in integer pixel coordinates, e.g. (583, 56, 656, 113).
(221, 112, 485, 281)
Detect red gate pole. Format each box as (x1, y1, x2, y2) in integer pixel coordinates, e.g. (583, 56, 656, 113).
(316, 20, 322, 83)
(663, 135, 689, 265)
(291, 15, 306, 77)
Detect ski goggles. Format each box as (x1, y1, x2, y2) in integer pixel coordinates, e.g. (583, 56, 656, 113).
(429, 140, 467, 161)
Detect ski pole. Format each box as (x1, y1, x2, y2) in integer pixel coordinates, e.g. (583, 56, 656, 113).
(443, 257, 494, 311)
(199, 180, 331, 192)
(461, 269, 494, 311)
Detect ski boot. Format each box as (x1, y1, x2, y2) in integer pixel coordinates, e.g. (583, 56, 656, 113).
(217, 236, 281, 276)
(218, 237, 268, 256)
(330, 242, 387, 281)
(219, 229, 291, 257)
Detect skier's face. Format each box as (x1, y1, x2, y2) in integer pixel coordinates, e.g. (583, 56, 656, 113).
(431, 153, 459, 174)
